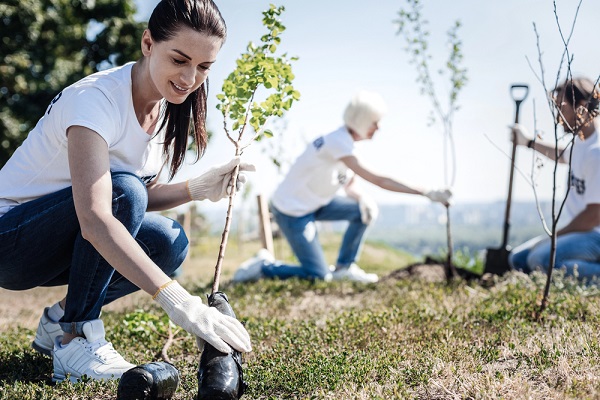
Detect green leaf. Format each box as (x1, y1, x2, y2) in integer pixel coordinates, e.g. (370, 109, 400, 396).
(217, 3, 298, 142)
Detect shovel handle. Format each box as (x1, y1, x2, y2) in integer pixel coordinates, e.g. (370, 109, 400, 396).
(502, 84, 529, 248)
(510, 84, 529, 123)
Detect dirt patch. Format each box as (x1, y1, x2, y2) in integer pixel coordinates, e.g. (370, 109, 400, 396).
(383, 256, 482, 283)
(287, 290, 366, 319)
(384, 262, 448, 283)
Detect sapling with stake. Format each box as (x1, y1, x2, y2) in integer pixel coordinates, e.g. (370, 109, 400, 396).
(197, 4, 299, 399)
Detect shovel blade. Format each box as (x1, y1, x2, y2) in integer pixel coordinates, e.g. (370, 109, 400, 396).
(484, 247, 512, 276)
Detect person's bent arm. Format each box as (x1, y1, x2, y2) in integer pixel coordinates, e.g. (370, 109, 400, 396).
(68, 125, 171, 295)
(528, 140, 569, 163)
(146, 181, 191, 211)
(145, 158, 255, 212)
(557, 203, 600, 236)
(68, 126, 251, 353)
(511, 124, 568, 163)
(340, 155, 426, 195)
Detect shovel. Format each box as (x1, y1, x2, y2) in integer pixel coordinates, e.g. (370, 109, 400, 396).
(483, 84, 529, 275)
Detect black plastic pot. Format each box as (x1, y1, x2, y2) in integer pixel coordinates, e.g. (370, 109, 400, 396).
(197, 291, 247, 400)
(117, 361, 180, 400)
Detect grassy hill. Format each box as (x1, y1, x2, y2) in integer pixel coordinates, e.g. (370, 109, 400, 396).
(1, 234, 600, 399)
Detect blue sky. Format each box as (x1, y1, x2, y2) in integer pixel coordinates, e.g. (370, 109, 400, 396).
(135, 0, 600, 207)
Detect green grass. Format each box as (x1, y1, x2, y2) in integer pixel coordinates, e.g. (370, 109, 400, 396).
(2, 236, 600, 399)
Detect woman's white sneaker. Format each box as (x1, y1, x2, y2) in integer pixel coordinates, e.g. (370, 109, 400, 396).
(331, 263, 379, 283)
(52, 319, 135, 383)
(232, 248, 274, 282)
(32, 307, 63, 357)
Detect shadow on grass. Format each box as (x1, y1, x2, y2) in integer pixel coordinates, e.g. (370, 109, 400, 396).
(0, 350, 53, 385)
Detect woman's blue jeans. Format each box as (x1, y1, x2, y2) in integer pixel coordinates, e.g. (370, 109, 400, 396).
(509, 231, 600, 280)
(262, 196, 370, 280)
(0, 172, 188, 335)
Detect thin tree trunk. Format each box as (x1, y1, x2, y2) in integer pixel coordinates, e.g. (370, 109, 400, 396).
(211, 147, 241, 294)
(445, 205, 457, 281)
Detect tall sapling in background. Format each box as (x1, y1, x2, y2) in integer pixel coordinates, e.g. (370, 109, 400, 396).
(395, 0, 468, 280)
(197, 4, 300, 399)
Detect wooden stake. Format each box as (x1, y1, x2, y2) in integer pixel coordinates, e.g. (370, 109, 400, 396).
(257, 194, 274, 256)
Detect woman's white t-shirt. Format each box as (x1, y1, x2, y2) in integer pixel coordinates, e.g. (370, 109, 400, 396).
(0, 62, 164, 217)
(563, 130, 600, 232)
(271, 127, 355, 216)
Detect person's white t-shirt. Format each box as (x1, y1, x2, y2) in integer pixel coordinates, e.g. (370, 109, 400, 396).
(0, 62, 164, 217)
(271, 127, 355, 216)
(562, 130, 600, 232)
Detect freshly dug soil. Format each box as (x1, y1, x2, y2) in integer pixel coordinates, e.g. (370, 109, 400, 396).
(383, 256, 482, 283)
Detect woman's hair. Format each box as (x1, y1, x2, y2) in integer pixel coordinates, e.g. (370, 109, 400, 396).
(343, 90, 388, 139)
(553, 77, 600, 118)
(148, 0, 227, 180)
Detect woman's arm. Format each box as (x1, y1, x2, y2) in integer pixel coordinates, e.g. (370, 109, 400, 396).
(340, 155, 426, 195)
(511, 124, 568, 163)
(145, 158, 256, 212)
(557, 203, 600, 236)
(68, 125, 170, 295)
(146, 181, 191, 212)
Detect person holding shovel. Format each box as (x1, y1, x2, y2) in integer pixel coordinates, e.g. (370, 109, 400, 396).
(509, 77, 600, 279)
(0, 0, 253, 383)
(232, 90, 452, 284)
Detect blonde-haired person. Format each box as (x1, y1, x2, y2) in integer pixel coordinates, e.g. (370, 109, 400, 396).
(0, 0, 253, 383)
(509, 77, 600, 280)
(233, 91, 451, 284)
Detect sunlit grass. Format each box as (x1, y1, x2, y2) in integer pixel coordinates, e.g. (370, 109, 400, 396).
(1, 235, 600, 399)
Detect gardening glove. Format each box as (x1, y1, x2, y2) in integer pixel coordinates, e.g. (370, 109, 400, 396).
(154, 281, 252, 354)
(187, 157, 256, 202)
(424, 188, 452, 206)
(510, 123, 533, 147)
(358, 195, 379, 224)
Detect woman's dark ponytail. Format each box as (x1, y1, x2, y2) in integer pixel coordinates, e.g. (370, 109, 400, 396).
(148, 0, 226, 180)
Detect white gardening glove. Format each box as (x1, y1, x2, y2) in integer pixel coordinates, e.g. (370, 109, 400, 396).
(510, 123, 533, 147)
(187, 157, 256, 202)
(358, 195, 379, 224)
(424, 188, 452, 206)
(154, 281, 252, 354)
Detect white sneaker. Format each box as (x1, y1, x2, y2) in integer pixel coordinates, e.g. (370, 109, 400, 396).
(232, 249, 274, 282)
(32, 307, 63, 357)
(331, 263, 379, 283)
(52, 319, 135, 383)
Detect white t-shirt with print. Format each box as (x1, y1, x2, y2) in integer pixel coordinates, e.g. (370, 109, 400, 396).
(271, 127, 355, 216)
(563, 130, 600, 232)
(0, 62, 164, 217)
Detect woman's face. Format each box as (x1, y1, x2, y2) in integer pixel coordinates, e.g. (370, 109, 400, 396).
(143, 26, 223, 104)
(555, 97, 578, 133)
(362, 121, 380, 140)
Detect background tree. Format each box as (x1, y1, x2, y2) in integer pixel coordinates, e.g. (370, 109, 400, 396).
(0, 0, 143, 167)
(525, 0, 600, 316)
(395, 0, 468, 280)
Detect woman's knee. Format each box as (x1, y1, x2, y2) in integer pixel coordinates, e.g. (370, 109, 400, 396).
(139, 214, 189, 276)
(526, 249, 549, 272)
(168, 220, 189, 271)
(111, 172, 148, 226)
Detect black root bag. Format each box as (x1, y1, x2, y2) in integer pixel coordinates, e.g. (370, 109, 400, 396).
(197, 291, 247, 399)
(117, 361, 180, 400)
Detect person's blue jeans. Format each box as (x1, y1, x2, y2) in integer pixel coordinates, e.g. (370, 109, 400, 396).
(0, 172, 188, 335)
(509, 231, 600, 280)
(262, 196, 370, 280)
